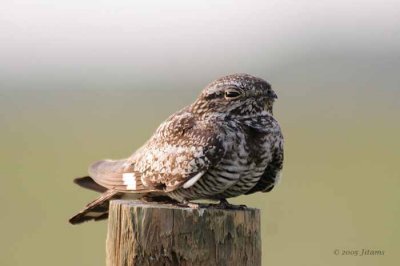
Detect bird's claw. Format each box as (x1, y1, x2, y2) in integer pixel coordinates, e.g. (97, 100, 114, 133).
(213, 199, 247, 210)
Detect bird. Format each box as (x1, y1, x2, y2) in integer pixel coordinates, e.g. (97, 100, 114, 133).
(69, 73, 284, 224)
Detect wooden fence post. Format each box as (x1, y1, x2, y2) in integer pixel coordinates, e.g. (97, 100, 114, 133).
(106, 200, 261, 266)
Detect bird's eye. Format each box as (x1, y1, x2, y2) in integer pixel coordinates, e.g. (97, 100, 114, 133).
(224, 89, 242, 99)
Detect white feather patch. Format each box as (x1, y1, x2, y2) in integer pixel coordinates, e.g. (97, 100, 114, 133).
(122, 173, 137, 190)
(183, 171, 205, 189)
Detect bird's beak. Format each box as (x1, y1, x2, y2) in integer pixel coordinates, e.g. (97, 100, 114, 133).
(270, 90, 278, 100)
(260, 90, 278, 100)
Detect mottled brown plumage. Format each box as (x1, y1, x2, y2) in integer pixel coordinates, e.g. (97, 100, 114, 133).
(70, 74, 284, 224)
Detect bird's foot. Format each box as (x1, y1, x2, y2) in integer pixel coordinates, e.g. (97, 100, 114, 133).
(213, 199, 247, 210)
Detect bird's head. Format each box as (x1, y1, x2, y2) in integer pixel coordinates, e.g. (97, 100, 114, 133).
(191, 73, 277, 116)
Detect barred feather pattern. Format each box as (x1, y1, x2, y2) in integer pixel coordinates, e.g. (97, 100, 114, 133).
(165, 112, 283, 202)
(71, 74, 284, 224)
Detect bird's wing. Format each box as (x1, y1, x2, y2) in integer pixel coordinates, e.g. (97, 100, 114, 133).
(89, 111, 226, 192)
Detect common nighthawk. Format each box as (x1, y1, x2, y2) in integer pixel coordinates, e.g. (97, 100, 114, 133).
(69, 74, 284, 224)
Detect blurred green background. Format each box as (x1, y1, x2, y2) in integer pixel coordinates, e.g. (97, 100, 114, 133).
(1, 1, 399, 265)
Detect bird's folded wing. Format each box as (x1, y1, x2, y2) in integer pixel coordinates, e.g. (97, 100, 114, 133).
(88, 112, 226, 192)
(135, 140, 225, 192)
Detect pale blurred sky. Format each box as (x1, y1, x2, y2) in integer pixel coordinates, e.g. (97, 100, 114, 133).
(0, 0, 399, 90)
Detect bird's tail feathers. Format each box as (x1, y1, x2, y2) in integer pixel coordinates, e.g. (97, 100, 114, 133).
(69, 190, 121, 225)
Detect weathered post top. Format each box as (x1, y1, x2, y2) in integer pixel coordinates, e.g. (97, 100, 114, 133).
(106, 200, 261, 266)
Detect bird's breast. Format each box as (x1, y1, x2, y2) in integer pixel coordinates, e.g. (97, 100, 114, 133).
(210, 121, 273, 198)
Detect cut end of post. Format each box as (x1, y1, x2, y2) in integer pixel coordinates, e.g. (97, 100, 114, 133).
(106, 200, 261, 266)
